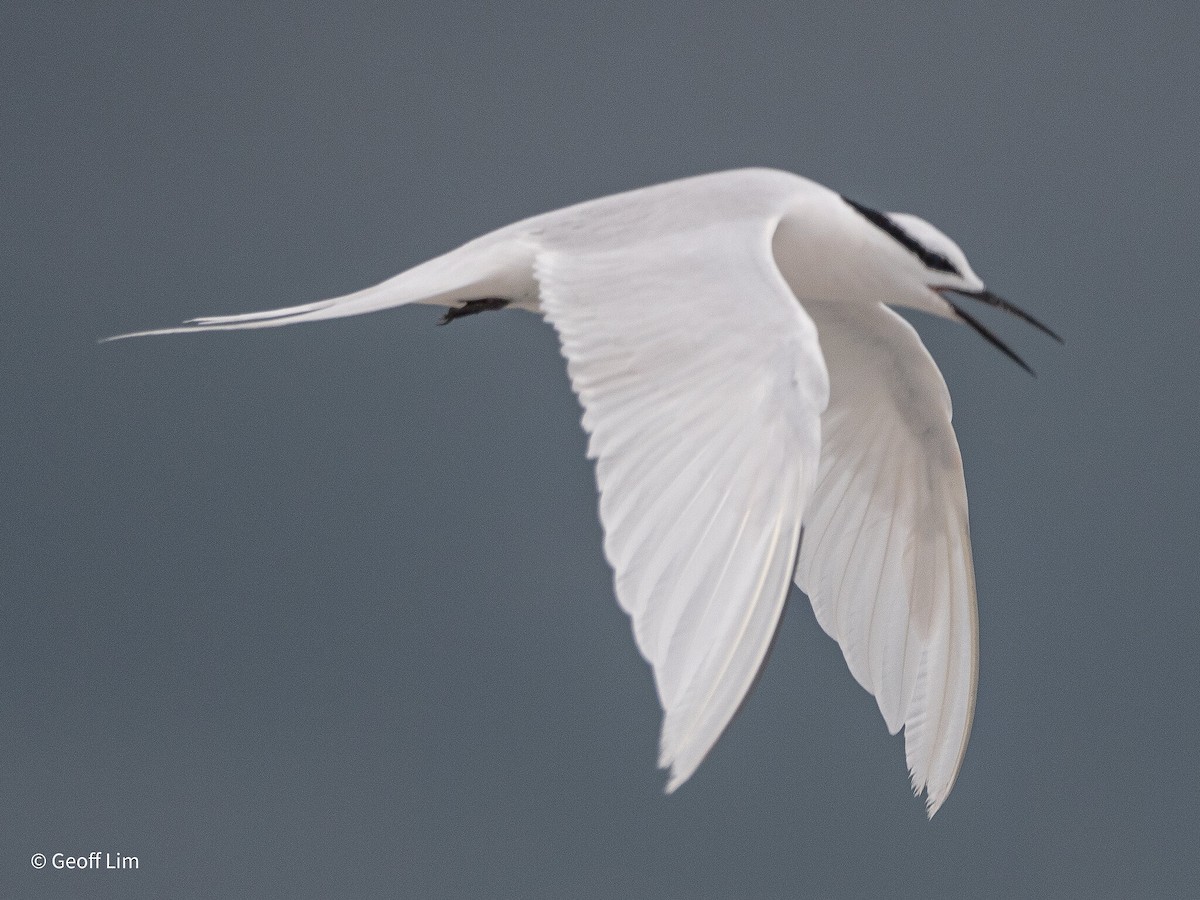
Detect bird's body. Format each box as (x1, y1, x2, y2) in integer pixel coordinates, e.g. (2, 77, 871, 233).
(113, 168, 1059, 816)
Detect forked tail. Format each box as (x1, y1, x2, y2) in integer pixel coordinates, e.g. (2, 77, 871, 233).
(104, 235, 537, 341)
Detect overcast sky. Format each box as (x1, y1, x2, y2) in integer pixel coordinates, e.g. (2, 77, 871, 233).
(3, 3, 1198, 897)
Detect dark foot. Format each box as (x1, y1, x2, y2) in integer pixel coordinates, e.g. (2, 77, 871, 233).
(439, 298, 510, 325)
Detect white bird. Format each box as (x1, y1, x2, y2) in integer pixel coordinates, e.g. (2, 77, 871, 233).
(110, 168, 1060, 816)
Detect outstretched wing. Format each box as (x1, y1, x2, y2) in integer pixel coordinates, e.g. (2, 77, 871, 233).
(537, 220, 829, 791)
(795, 300, 978, 817)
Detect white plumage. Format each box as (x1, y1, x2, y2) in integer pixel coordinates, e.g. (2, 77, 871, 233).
(112, 168, 1059, 816)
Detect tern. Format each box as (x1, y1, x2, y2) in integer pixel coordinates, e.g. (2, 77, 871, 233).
(110, 168, 1060, 816)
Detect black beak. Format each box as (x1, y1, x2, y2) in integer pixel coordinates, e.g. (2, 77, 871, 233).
(959, 289, 1063, 343)
(940, 288, 1063, 378)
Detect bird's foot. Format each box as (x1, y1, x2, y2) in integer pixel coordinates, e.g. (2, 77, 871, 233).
(439, 298, 510, 325)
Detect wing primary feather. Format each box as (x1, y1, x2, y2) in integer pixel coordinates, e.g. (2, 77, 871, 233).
(535, 209, 827, 797)
(795, 301, 977, 817)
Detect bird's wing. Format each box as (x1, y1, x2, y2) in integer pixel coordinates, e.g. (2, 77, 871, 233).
(794, 300, 977, 817)
(536, 219, 829, 791)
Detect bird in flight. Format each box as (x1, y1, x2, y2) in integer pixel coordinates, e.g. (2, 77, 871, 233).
(110, 168, 1060, 816)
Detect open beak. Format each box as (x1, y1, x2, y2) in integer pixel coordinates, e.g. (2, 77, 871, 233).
(938, 288, 1063, 377)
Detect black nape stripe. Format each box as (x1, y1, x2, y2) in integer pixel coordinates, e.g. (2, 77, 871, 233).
(842, 196, 961, 277)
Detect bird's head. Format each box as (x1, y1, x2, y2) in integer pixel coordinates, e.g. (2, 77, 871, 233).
(840, 197, 1063, 374)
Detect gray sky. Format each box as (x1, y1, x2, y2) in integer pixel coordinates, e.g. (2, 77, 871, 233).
(3, 2, 1198, 897)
